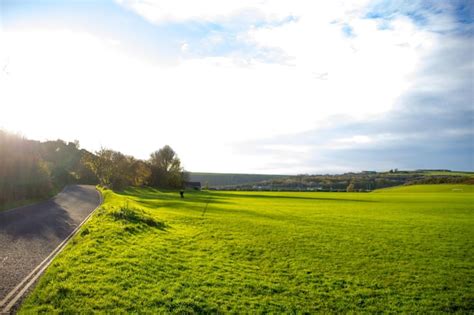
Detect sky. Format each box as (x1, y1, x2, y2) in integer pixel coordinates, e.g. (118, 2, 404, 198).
(0, 0, 473, 174)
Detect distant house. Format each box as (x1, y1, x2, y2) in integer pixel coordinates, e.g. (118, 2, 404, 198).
(185, 181, 201, 190)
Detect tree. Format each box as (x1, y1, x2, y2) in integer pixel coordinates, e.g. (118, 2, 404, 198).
(346, 181, 355, 192)
(0, 130, 53, 205)
(83, 148, 115, 188)
(149, 145, 184, 188)
(77, 151, 99, 184)
(83, 148, 151, 190)
(126, 157, 151, 187)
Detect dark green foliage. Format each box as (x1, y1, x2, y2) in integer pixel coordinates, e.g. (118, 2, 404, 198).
(0, 130, 53, 208)
(0, 130, 188, 210)
(190, 172, 287, 187)
(149, 145, 185, 188)
(76, 151, 100, 184)
(219, 170, 474, 191)
(39, 139, 99, 186)
(0, 130, 103, 209)
(406, 175, 474, 185)
(82, 145, 186, 191)
(83, 148, 151, 190)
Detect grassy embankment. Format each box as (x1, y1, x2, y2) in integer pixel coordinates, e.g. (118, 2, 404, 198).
(21, 185, 474, 313)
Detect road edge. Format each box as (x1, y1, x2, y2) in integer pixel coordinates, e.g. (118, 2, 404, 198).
(0, 187, 103, 314)
(0, 186, 68, 215)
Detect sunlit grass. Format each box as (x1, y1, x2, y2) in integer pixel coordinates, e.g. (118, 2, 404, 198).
(21, 185, 474, 313)
(425, 171, 474, 177)
(374, 184, 474, 193)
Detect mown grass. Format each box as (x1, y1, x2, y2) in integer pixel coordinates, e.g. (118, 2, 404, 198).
(20, 185, 474, 313)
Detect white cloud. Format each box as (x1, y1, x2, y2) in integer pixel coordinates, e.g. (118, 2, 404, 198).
(336, 135, 373, 145)
(180, 42, 189, 52)
(0, 20, 430, 173)
(2, 1, 465, 173)
(115, 0, 266, 24)
(115, 0, 432, 123)
(115, 0, 372, 25)
(262, 144, 312, 153)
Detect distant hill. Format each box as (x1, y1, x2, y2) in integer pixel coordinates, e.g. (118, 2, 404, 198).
(374, 184, 474, 193)
(420, 170, 474, 177)
(189, 172, 289, 188)
(198, 170, 474, 191)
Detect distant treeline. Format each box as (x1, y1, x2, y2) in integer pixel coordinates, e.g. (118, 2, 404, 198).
(209, 171, 474, 191)
(189, 172, 287, 188)
(0, 130, 186, 208)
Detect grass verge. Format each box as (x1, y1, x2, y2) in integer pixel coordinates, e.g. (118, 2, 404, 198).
(20, 185, 474, 313)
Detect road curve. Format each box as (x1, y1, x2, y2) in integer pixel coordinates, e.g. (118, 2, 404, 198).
(0, 185, 101, 302)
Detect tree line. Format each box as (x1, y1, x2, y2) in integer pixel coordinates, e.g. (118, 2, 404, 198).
(214, 171, 474, 192)
(0, 129, 187, 208)
(83, 145, 188, 190)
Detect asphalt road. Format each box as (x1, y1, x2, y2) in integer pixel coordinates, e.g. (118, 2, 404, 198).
(0, 185, 101, 301)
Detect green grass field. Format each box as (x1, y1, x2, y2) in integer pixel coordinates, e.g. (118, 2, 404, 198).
(20, 185, 474, 313)
(424, 171, 474, 177)
(375, 184, 474, 193)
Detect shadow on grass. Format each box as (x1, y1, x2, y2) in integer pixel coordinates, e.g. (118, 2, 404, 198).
(209, 206, 290, 221)
(109, 206, 166, 230)
(135, 199, 219, 215)
(115, 188, 377, 221)
(212, 192, 378, 203)
(118, 187, 232, 206)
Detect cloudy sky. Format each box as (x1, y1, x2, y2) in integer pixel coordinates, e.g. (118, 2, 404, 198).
(1, 0, 473, 174)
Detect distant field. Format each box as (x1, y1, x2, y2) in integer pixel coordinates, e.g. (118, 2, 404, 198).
(424, 171, 474, 177)
(189, 172, 288, 187)
(374, 184, 474, 193)
(21, 185, 474, 313)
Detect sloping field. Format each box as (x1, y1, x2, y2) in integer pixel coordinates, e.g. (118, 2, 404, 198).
(21, 185, 474, 313)
(424, 171, 474, 177)
(374, 184, 474, 193)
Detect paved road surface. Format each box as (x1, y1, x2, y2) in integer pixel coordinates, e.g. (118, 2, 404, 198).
(0, 185, 101, 301)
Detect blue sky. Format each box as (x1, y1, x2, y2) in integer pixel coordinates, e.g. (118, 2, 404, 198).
(1, 0, 473, 173)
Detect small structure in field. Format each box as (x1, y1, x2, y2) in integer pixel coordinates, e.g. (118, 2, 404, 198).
(185, 181, 201, 190)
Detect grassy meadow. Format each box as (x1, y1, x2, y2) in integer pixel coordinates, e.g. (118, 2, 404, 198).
(20, 185, 474, 313)
(374, 184, 474, 193)
(424, 171, 474, 177)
